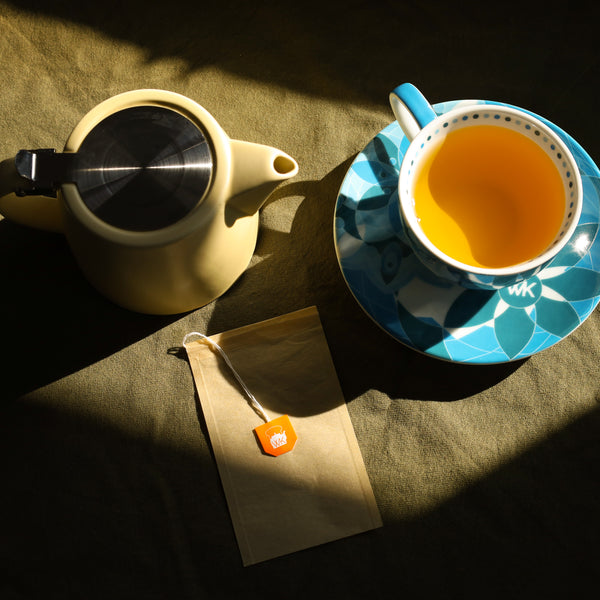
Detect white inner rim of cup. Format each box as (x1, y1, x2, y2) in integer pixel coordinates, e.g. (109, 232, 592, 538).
(398, 104, 583, 275)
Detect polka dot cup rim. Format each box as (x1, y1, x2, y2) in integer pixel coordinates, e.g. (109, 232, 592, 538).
(398, 104, 583, 287)
(333, 99, 600, 364)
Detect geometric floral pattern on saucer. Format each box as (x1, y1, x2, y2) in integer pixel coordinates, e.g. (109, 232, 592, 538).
(334, 100, 600, 364)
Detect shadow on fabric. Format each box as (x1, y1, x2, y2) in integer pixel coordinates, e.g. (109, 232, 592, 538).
(4, 0, 599, 160)
(0, 220, 180, 399)
(1, 385, 596, 599)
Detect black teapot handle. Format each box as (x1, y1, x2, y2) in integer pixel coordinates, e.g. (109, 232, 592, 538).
(0, 151, 66, 233)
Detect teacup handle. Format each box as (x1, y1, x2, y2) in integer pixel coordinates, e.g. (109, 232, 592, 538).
(389, 83, 437, 142)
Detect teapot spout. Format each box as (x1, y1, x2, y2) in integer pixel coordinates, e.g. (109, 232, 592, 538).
(227, 140, 298, 216)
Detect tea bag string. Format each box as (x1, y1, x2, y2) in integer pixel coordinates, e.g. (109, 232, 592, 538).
(183, 332, 270, 423)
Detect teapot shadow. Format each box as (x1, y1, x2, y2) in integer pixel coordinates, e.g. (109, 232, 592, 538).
(0, 220, 180, 400)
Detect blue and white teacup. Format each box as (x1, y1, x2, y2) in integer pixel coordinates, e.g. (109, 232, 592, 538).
(389, 83, 583, 290)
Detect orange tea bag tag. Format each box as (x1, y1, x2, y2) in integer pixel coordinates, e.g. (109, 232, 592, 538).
(254, 415, 297, 457)
(183, 332, 297, 457)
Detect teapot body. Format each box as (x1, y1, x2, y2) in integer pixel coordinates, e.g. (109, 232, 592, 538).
(59, 90, 262, 314)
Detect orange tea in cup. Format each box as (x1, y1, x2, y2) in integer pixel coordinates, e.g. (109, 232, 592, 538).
(413, 124, 565, 269)
(390, 85, 582, 289)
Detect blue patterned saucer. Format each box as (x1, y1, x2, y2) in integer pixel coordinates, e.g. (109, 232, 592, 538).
(334, 100, 600, 364)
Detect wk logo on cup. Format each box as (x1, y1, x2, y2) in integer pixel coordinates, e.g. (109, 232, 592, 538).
(499, 276, 542, 308)
(254, 415, 297, 457)
(506, 280, 538, 298)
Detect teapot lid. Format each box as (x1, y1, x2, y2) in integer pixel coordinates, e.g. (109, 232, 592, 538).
(16, 105, 214, 231)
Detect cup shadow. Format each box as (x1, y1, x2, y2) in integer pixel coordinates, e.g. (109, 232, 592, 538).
(202, 157, 524, 404)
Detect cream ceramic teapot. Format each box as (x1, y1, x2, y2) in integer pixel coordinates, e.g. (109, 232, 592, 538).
(0, 90, 298, 314)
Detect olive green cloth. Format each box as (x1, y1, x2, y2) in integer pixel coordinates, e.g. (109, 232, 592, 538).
(1, 1, 598, 599)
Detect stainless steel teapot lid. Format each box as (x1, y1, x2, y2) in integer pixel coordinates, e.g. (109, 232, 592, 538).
(16, 106, 214, 231)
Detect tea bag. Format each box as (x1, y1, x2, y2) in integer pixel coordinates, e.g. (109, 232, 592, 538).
(184, 306, 382, 565)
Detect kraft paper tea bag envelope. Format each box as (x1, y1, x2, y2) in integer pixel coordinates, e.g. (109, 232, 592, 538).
(184, 307, 382, 566)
